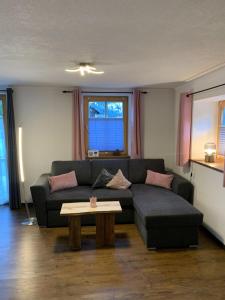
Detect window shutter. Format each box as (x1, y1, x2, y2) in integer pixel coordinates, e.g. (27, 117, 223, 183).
(218, 127, 225, 155)
(89, 119, 124, 151)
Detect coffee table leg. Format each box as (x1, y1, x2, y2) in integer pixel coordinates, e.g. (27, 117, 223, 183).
(96, 214, 105, 247)
(69, 216, 81, 250)
(96, 213, 115, 247)
(104, 213, 115, 246)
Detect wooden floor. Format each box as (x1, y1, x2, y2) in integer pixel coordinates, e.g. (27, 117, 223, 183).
(0, 206, 225, 300)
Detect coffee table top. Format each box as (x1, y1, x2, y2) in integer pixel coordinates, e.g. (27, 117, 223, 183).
(60, 201, 122, 216)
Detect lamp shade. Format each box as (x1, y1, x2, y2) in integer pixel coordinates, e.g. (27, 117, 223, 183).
(204, 142, 216, 155)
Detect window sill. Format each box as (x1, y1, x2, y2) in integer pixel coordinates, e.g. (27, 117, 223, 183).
(191, 158, 224, 173)
(86, 155, 130, 160)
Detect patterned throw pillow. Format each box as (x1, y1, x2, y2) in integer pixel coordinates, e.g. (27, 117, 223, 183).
(106, 169, 131, 190)
(92, 168, 114, 188)
(48, 171, 78, 192)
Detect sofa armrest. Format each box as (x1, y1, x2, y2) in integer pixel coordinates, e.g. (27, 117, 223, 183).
(169, 172, 194, 204)
(30, 173, 50, 226)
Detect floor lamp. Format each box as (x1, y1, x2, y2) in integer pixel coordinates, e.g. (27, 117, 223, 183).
(18, 126, 37, 225)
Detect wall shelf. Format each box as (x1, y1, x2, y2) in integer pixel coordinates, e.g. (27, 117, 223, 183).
(191, 159, 224, 173)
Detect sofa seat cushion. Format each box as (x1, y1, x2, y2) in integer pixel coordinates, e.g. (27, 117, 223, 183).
(132, 184, 203, 228)
(47, 186, 92, 210)
(92, 188, 133, 207)
(131, 183, 158, 195)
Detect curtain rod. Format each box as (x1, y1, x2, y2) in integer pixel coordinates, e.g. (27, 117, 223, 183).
(187, 83, 225, 97)
(62, 90, 148, 94)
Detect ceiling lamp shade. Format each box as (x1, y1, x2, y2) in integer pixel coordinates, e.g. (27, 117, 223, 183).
(65, 63, 104, 76)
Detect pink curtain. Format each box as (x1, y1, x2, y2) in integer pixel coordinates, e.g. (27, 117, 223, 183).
(176, 92, 193, 167)
(72, 88, 85, 160)
(129, 89, 142, 159)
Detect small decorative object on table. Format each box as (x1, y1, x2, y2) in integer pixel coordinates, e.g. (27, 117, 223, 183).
(90, 196, 97, 208)
(88, 150, 99, 158)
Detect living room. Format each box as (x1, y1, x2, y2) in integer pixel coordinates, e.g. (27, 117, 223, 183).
(0, 1, 225, 299)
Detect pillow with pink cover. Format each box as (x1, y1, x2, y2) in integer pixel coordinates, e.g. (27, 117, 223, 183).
(145, 170, 174, 190)
(106, 169, 131, 190)
(49, 171, 78, 192)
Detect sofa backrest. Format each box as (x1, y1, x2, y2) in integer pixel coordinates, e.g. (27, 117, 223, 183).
(128, 159, 165, 183)
(51, 160, 92, 185)
(51, 158, 165, 186)
(91, 159, 129, 184)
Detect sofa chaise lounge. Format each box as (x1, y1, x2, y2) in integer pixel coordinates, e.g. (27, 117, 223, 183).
(30, 159, 203, 249)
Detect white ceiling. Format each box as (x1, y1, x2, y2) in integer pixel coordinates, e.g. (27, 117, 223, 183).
(1, 0, 225, 88)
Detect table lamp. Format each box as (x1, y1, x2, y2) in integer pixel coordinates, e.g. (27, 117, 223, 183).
(204, 142, 216, 163)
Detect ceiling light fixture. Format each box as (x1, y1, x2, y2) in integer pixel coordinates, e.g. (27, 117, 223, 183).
(65, 63, 104, 76)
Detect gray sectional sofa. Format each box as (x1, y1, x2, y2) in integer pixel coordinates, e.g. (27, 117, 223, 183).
(30, 159, 203, 249)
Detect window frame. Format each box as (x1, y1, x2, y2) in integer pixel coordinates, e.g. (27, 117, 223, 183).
(217, 100, 225, 157)
(84, 95, 128, 157)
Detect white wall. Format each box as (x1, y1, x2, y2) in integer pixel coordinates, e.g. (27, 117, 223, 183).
(13, 86, 175, 202)
(192, 98, 218, 159)
(142, 88, 175, 169)
(174, 66, 225, 244)
(192, 163, 225, 243)
(13, 86, 73, 202)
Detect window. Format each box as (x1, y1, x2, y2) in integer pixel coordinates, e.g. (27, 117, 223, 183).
(0, 94, 9, 205)
(84, 96, 128, 156)
(217, 100, 225, 156)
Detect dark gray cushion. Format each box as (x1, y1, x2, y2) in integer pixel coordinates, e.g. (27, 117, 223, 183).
(128, 159, 165, 183)
(47, 186, 92, 210)
(91, 159, 129, 184)
(92, 168, 114, 188)
(92, 188, 133, 207)
(51, 161, 91, 185)
(132, 184, 203, 228)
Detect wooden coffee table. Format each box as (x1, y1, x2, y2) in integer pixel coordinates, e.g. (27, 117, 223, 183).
(60, 201, 122, 250)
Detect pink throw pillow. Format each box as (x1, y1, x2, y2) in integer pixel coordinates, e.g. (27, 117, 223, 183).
(49, 171, 78, 192)
(106, 169, 131, 190)
(145, 170, 174, 190)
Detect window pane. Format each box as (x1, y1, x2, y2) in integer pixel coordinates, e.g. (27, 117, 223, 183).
(106, 102, 123, 118)
(0, 102, 2, 116)
(218, 127, 225, 155)
(222, 108, 225, 126)
(88, 119, 124, 151)
(88, 101, 105, 118)
(0, 100, 9, 205)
